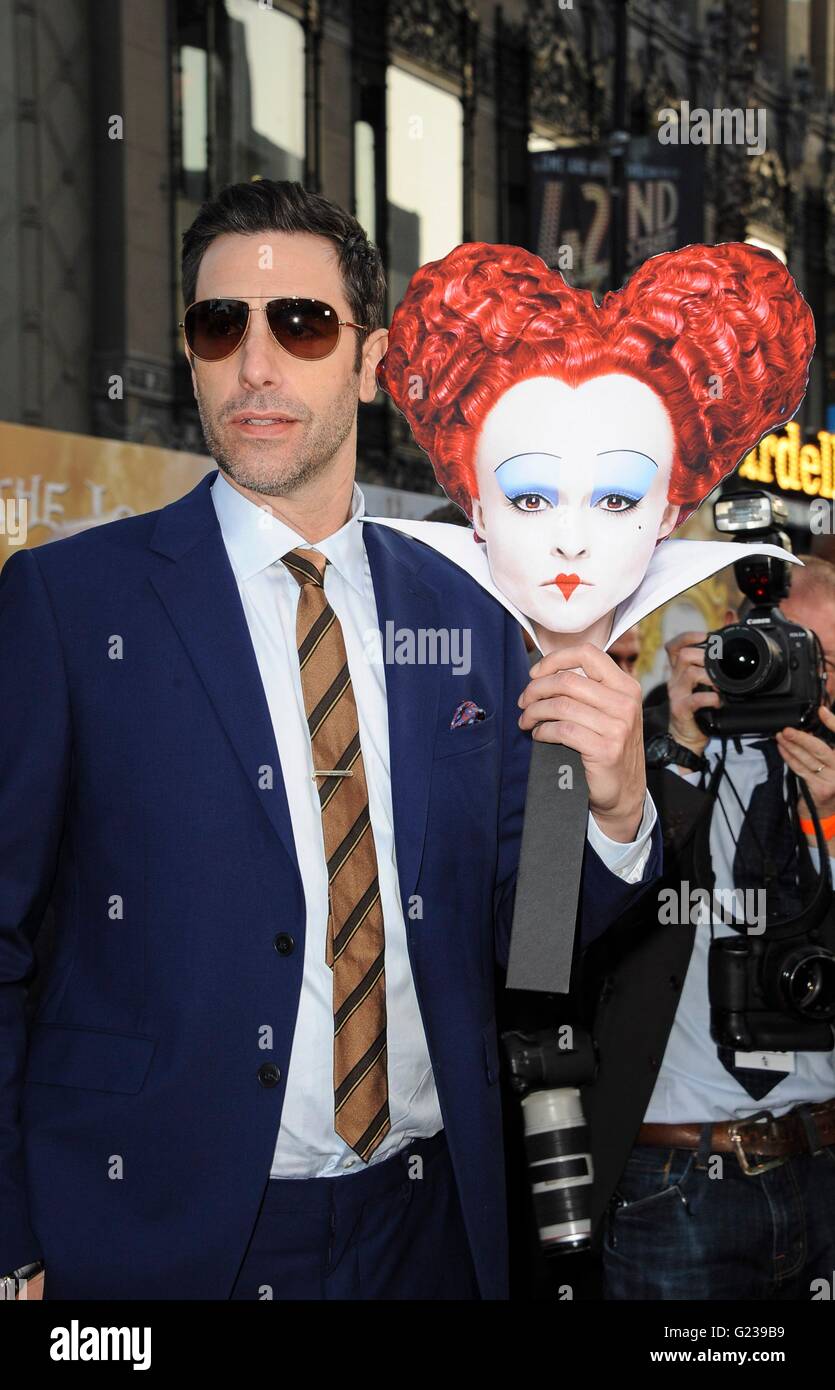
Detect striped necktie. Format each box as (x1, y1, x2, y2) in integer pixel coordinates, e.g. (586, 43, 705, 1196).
(282, 547, 391, 1162)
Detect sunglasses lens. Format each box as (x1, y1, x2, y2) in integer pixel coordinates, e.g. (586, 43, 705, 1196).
(185, 300, 248, 360)
(267, 299, 341, 360)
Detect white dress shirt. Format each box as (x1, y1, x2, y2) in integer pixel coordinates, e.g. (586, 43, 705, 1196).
(211, 471, 656, 1177)
(645, 736, 835, 1123)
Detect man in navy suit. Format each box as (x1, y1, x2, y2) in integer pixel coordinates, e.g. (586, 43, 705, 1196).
(0, 180, 660, 1301)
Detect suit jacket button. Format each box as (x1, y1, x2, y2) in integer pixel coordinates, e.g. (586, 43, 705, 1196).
(274, 933, 295, 956)
(258, 1063, 281, 1087)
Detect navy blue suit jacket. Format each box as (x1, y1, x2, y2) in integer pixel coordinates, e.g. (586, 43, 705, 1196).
(0, 471, 661, 1299)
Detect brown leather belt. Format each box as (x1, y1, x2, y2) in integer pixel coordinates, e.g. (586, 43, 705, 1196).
(637, 1097, 835, 1175)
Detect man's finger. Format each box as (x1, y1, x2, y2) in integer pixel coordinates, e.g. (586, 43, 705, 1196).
(688, 689, 721, 710)
(665, 630, 707, 660)
(670, 646, 711, 672)
(776, 729, 833, 776)
(519, 693, 624, 741)
(778, 725, 832, 759)
(676, 666, 718, 697)
(529, 642, 633, 691)
(519, 668, 637, 718)
(776, 739, 821, 783)
(530, 718, 608, 760)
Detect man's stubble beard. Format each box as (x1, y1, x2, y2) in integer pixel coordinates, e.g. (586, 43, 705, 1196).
(195, 372, 359, 498)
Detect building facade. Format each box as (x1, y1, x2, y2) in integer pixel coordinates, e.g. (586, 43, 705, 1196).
(1, 0, 834, 516)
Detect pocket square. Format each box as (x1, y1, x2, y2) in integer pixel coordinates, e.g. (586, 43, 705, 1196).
(450, 700, 486, 729)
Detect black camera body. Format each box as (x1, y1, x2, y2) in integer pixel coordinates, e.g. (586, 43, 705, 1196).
(697, 606, 827, 738)
(694, 491, 828, 739)
(709, 920, 835, 1053)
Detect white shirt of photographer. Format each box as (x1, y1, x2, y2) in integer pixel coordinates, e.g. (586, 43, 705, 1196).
(646, 735, 835, 1123)
(211, 470, 655, 1177)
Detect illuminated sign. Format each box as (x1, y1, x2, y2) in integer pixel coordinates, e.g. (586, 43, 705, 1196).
(738, 421, 835, 499)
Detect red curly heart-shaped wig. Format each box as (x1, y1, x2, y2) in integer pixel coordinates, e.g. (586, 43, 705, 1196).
(376, 241, 815, 527)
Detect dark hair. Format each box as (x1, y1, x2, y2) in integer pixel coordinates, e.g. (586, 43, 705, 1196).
(181, 179, 386, 370)
(787, 554, 835, 604)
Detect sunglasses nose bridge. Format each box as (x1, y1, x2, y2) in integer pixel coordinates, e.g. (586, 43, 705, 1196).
(247, 305, 293, 358)
(234, 303, 305, 386)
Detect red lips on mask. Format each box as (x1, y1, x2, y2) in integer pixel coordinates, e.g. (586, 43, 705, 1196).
(553, 573, 582, 599)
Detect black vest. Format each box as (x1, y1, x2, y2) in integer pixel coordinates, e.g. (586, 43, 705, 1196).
(580, 763, 711, 1244)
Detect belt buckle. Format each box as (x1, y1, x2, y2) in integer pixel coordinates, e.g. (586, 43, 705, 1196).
(727, 1109, 786, 1176)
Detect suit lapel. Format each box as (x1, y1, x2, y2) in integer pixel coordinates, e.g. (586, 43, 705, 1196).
(363, 523, 441, 910)
(147, 477, 443, 903)
(148, 473, 300, 882)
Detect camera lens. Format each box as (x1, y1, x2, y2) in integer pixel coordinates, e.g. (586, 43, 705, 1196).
(780, 948, 835, 1019)
(521, 1088, 593, 1254)
(705, 624, 785, 696)
(719, 636, 760, 681)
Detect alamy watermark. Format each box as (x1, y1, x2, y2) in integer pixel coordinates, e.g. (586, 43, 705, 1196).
(657, 102, 767, 157)
(0, 497, 27, 545)
(50, 1321, 151, 1370)
(658, 880, 767, 933)
(364, 622, 472, 676)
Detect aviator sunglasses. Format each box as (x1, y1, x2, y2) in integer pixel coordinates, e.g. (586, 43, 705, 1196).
(179, 296, 368, 363)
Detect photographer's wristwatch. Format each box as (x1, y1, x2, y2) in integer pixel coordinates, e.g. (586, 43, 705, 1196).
(645, 733, 708, 773)
(0, 1260, 44, 1300)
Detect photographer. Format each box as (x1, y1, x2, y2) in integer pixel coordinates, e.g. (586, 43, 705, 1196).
(580, 547, 835, 1301)
(609, 625, 643, 678)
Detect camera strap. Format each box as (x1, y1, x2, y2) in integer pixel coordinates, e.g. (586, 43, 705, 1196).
(692, 746, 833, 939)
(506, 741, 588, 993)
(779, 770, 835, 933)
(688, 742, 728, 906)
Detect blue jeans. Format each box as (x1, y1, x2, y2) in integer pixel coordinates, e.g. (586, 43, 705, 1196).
(603, 1140, 835, 1300)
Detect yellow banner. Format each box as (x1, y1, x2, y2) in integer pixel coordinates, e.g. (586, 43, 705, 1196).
(0, 422, 212, 567)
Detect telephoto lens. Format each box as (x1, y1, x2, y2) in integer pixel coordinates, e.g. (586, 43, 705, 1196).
(521, 1087, 594, 1254)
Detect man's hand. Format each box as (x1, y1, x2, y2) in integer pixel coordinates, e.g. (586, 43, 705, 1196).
(666, 629, 719, 759)
(14, 1269, 44, 1300)
(518, 643, 646, 843)
(776, 705, 835, 827)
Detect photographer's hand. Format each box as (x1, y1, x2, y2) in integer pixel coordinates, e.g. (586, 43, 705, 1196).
(666, 630, 719, 763)
(776, 706, 835, 837)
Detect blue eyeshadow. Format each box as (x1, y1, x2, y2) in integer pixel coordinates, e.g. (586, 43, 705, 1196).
(494, 453, 561, 506)
(591, 452, 657, 505)
(493, 449, 658, 510)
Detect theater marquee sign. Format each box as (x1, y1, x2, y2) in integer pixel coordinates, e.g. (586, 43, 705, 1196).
(738, 421, 835, 499)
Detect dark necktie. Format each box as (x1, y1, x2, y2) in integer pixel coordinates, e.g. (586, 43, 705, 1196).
(282, 547, 390, 1161)
(723, 737, 800, 1099)
(732, 737, 802, 922)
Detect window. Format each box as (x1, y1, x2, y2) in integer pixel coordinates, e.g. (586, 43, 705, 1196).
(181, 44, 209, 196)
(354, 119, 376, 243)
(175, 2, 305, 199)
(174, 0, 307, 350)
(528, 133, 559, 154)
(220, 0, 305, 184)
(386, 66, 462, 312)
